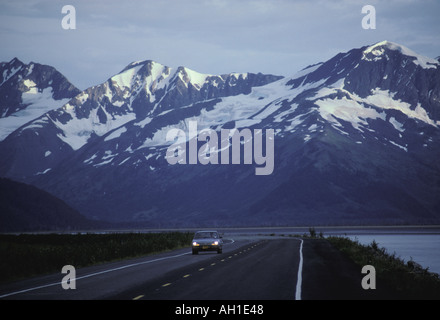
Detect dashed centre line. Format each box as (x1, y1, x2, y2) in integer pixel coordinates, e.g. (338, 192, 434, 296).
(133, 240, 268, 300)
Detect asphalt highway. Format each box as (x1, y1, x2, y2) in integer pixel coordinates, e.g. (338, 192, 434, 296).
(0, 236, 392, 300)
(114, 238, 301, 300)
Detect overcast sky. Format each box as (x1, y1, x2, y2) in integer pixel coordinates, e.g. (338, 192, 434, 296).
(1, 0, 439, 90)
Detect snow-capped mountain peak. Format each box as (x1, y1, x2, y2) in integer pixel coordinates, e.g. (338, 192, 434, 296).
(0, 58, 80, 141)
(112, 60, 171, 89)
(0, 58, 24, 87)
(362, 40, 439, 69)
(176, 66, 211, 89)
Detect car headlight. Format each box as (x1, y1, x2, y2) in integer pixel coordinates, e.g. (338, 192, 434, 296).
(213, 241, 219, 245)
(192, 241, 199, 246)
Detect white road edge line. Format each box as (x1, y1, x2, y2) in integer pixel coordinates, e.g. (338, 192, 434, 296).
(0, 238, 236, 299)
(295, 238, 304, 301)
(0, 251, 191, 299)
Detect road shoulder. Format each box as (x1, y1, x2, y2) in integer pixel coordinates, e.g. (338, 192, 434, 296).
(301, 238, 395, 299)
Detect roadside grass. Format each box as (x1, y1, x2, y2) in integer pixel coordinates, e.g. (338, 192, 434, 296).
(0, 232, 193, 284)
(327, 235, 440, 299)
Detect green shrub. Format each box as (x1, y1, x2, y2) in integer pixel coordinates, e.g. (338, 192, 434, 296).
(327, 236, 440, 299)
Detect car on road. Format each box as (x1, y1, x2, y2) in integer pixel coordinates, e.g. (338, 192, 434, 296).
(192, 231, 223, 254)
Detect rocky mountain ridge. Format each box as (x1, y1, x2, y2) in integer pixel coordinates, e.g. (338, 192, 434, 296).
(1, 41, 439, 228)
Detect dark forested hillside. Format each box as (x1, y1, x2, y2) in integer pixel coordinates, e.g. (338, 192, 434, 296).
(0, 178, 94, 232)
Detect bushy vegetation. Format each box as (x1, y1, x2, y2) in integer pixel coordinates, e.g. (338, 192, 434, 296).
(328, 236, 440, 299)
(0, 232, 193, 283)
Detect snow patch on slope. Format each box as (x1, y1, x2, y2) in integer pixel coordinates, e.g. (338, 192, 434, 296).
(0, 87, 70, 141)
(53, 109, 136, 151)
(181, 67, 211, 89)
(315, 96, 386, 130)
(111, 64, 144, 88)
(312, 79, 439, 129)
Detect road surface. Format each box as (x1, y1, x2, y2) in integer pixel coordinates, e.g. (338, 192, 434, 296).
(0, 235, 390, 300)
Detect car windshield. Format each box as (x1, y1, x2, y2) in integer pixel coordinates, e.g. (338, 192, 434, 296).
(194, 232, 218, 239)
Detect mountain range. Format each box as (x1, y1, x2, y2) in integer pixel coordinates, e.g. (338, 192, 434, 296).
(0, 40, 439, 230)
